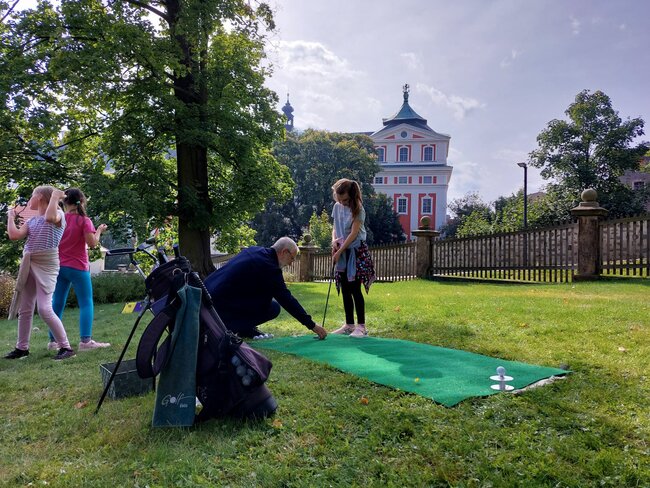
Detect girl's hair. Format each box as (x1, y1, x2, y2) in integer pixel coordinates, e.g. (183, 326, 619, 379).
(332, 178, 363, 219)
(63, 187, 87, 218)
(33, 185, 56, 204)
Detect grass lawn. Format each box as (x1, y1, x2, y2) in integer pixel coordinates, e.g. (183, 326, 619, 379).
(0, 279, 648, 487)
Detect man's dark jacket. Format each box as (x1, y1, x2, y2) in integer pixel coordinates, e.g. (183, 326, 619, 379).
(204, 246, 316, 329)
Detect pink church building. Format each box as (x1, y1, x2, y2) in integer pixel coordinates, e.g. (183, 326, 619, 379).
(370, 85, 453, 236)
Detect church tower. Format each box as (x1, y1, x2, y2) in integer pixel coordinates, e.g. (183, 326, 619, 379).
(282, 93, 294, 132)
(370, 84, 453, 235)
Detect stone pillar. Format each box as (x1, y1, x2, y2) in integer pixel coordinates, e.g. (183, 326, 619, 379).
(570, 189, 608, 281)
(410, 216, 440, 278)
(298, 234, 317, 282)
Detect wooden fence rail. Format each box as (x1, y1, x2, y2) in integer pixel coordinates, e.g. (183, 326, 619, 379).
(429, 223, 578, 283)
(310, 241, 417, 282)
(600, 216, 650, 277)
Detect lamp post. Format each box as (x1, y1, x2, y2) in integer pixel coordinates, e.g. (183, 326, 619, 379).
(517, 162, 528, 268)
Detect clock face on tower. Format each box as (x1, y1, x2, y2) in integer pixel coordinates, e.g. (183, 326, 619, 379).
(400, 131, 408, 138)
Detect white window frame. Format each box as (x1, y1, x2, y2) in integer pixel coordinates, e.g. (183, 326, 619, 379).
(376, 147, 385, 162)
(397, 197, 408, 214)
(398, 176, 408, 184)
(374, 176, 383, 185)
(421, 197, 432, 214)
(423, 146, 434, 162)
(399, 147, 409, 162)
(422, 175, 433, 184)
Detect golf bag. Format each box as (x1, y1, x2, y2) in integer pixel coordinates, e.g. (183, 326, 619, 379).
(135, 257, 277, 422)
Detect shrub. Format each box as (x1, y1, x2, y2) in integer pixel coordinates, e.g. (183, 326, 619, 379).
(0, 273, 16, 317)
(64, 273, 145, 307)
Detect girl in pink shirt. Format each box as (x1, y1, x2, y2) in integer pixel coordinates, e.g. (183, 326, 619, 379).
(50, 188, 110, 351)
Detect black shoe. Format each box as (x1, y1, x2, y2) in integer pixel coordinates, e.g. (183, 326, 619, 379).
(53, 348, 76, 360)
(4, 348, 29, 359)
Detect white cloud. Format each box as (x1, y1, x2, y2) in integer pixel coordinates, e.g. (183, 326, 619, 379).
(570, 16, 581, 35)
(500, 49, 521, 68)
(400, 52, 422, 71)
(619, 23, 627, 30)
(271, 40, 360, 80)
(415, 83, 485, 120)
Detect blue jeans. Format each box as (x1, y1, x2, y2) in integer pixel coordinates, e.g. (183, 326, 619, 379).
(51, 266, 94, 341)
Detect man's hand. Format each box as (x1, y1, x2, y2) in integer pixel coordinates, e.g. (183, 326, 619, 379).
(312, 324, 327, 340)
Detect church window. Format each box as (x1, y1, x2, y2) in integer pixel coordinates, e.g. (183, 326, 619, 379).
(399, 146, 409, 162)
(398, 176, 408, 184)
(423, 146, 435, 161)
(422, 175, 433, 184)
(422, 197, 432, 214)
(374, 176, 383, 185)
(397, 197, 408, 214)
(376, 147, 385, 162)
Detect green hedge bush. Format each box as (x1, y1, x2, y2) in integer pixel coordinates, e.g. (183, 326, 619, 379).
(0, 273, 16, 317)
(66, 272, 145, 307)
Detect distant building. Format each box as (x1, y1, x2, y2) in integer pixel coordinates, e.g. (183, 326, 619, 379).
(282, 93, 294, 132)
(369, 84, 453, 235)
(620, 155, 650, 211)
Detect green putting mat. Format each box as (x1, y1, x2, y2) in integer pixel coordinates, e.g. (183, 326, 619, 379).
(255, 335, 568, 406)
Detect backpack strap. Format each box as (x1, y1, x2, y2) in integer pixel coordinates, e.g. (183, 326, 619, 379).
(136, 272, 188, 378)
(135, 305, 175, 378)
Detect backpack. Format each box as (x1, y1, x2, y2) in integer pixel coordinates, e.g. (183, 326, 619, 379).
(135, 257, 277, 422)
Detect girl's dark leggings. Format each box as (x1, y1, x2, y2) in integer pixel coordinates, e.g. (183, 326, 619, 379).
(339, 273, 365, 325)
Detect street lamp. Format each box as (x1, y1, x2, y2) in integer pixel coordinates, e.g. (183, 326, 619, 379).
(517, 162, 528, 269)
(517, 162, 528, 231)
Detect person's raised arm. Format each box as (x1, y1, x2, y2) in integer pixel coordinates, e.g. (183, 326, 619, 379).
(45, 189, 64, 225)
(7, 208, 28, 241)
(85, 223, 108, 248)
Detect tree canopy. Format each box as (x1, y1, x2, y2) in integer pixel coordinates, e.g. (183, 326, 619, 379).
(251, 129, 405, 247)
(529, 89, 649, 218)
(0, 0, 291, 275)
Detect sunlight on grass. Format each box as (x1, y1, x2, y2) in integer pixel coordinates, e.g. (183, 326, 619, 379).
(0, 280, 649, 486)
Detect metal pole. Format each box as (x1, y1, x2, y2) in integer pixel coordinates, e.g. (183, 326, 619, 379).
(518, 163, 529, 268)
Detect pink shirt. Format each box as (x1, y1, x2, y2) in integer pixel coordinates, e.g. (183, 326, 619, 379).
(58, 213, 96, 271)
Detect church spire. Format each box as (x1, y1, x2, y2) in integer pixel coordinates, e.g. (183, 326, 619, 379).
(281, 92, 294, 132)
(381, 83, 429, 130)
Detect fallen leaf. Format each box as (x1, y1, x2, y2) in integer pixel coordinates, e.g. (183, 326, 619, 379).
(74, 400, 88, 409)
(359, 396, 369, 405)
(394, 306, 401, 312)
(618, 346, 627, 353)
(272, 418, 283, 428)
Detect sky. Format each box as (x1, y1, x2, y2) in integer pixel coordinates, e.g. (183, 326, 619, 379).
(262, 0, 650, 204)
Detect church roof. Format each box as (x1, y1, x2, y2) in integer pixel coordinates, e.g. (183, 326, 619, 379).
(381, 84, 432, 131)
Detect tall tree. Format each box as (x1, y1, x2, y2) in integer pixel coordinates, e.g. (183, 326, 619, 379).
(251, 129, 404, 246)
(0, 0, 290, 275)
(529, 90, 649, 218)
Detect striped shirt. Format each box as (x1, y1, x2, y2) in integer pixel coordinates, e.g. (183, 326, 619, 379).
(24, 209, 66, 254)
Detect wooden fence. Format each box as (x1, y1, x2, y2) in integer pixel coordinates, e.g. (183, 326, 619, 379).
(429, 223, 578, 283)
(208, 213, 649, 284)
(600, 216, 650, 277)
(309, 241, 417, 282)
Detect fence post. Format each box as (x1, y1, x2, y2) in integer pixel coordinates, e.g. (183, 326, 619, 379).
(298, 234, 317, 282)
(411, 216, 439, 278)
(570, 189, 608, 281)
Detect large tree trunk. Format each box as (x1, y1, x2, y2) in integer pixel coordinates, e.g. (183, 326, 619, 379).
(167, 0, 215, 277)
(177, 142, 215, 277)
